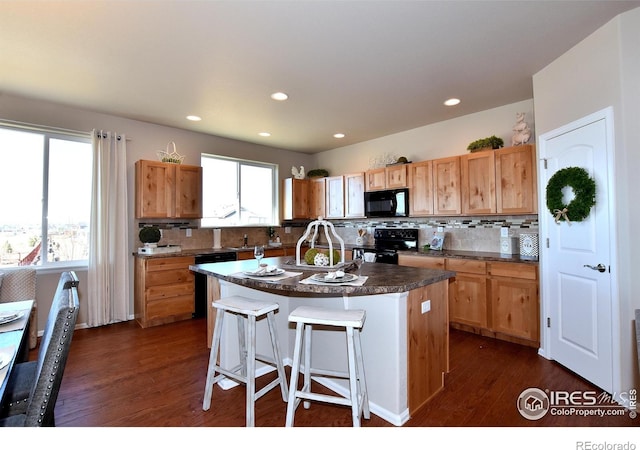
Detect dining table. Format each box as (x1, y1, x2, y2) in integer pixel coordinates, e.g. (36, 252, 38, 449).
(0, 300, 34, 404)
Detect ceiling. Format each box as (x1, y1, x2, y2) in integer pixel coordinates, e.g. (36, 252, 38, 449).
(1, 1, 639, 154)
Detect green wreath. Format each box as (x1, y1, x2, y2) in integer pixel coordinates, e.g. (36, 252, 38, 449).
(546, 167, 596, 224)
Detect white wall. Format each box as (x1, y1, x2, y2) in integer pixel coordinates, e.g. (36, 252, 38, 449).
(312, 99, 534, 175)
(0, 92, 315, 328)
(532, 7, 640, 394)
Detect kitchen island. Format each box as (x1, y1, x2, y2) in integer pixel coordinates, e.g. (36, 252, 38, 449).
(190, 256, 455, 426)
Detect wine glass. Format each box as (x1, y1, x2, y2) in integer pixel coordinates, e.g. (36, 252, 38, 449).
(254, 245, 265, 267)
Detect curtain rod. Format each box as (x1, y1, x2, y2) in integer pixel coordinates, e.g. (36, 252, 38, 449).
(0, 119, 90, 138)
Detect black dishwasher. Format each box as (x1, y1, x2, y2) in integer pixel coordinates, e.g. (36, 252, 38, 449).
(193, 252, 237, 318)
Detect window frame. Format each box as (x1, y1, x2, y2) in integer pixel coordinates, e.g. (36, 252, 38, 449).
(200, 153, 279, 228)
(0, 121, 92, 269)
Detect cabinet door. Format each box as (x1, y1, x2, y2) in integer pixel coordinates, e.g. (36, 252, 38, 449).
(495, 145, 537, 214)
(447, 258, 487, 328)
(308, 177, 326, 220)
(365, 168, 386, 191)
(325, 176, 344, 219)
(135, 160, 174, 218)
(490, 277, 539, 342)
(432, 156, 461, 215)
(385, 165, 407, 188)
(461, 151, 496, 214)
(407, 161, 433, 216)
(282, 178, 309, 220)
(449, 273, 488, 328)
(175, 164, 203, 218)
(344, 172, 365, 218)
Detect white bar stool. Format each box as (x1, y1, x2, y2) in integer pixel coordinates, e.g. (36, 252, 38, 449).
(285, 305, 370, 427)
(202, 296, 288, 427)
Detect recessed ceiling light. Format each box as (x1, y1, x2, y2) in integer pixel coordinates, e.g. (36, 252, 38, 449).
(333, 133, 345, 139)
(259, 132, 271, 137)
(444, 98, 460, 106)
(186, 115, 202, 121)
(270, 92, 289, 101)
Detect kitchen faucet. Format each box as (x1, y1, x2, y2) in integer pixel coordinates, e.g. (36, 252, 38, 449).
(243, 234, 248, 247)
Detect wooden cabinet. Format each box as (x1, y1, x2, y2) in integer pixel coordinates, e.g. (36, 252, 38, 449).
(488, 262, 539, 344)
(400, 254, 540, 348)
(134, 256, 195, 328)
(344, 172, 365, 218)
(398, 253, 444, 269)
(365, 168, 386, 191)
(325, 176, 344, 219)
(282, 178, 309, 220)
(446, 259, 488, 328)
(308, 177, 326, 220)
(386, 164, 407, 188)
(135, 160, 203, 219)
(432, 156, 461, 215)
(407, 160, 434, 216)
(461, 151, 496, 214)
(495, 144, 537, 214)
(365, 165, 407, 191)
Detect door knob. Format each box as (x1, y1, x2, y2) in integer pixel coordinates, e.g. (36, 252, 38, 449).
(583, 263, 606, 273)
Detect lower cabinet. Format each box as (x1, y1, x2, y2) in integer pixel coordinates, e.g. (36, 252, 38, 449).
(399, 255, 539, 347)
(489, 262, 539, 344)
(135, 256, 195, 328)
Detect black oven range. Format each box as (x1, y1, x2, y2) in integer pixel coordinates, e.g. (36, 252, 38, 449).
(352, 228, 419, 264)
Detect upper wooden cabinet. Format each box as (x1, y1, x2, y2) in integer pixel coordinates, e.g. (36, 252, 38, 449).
(385, 164, 407, 189)
(407, 160, 434, 216)
(282, 178, 309, 220)
(365, 168, 386, 191)
(365, 165, 408, 191)
(325, 175, 345, 219)
(344, 172, 365, 218)
(308, 177, 326, 220)
(495, 145, 537, 214)
(135, 160, 202, 219)
(432, 156, 461, 215)
(461, 151, 496, 215)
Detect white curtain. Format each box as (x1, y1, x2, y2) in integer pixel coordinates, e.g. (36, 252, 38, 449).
(87, 130, 129, 327)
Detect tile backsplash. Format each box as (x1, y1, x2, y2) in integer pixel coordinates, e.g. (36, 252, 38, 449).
(139, 215, 538, 254)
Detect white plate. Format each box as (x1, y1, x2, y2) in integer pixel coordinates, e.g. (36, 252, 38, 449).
(311, 273, 358, 283)
(0, 311, 23, 325)
(243, 268, 285, 277)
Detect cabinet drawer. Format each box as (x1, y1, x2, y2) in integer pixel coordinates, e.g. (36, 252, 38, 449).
(446, 258, 486, 275)
(398, 254, 445, 269)
(146, 294, 194, 320)
(489, 262, 537, 280)
(146, 256, 195, 272)
(146, 269, 193, 286)
(147, 282, 194, 301)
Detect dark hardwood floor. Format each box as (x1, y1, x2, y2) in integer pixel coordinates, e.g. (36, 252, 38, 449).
(46, 317, 637, 429)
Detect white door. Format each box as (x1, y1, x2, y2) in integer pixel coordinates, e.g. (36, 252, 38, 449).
(539, 109, 616, 393)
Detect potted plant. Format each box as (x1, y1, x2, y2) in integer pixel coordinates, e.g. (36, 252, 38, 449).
(139, 225, 161, 247)
(306, 169, 329, 178)
(467, 135, 504, 152)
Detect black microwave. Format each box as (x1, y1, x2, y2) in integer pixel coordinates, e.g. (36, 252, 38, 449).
(364, 188, 409, 218)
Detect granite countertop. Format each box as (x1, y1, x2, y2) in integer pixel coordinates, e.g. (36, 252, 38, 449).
(134, 243, 538, 264)
(190, 256, 455, 296)
(399, 249, 539, 264)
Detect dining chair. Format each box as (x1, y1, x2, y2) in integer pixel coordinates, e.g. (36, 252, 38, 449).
(0, 271, 80, 426)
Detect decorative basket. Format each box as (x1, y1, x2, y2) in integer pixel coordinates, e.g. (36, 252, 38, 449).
(157, 141, 185, 164)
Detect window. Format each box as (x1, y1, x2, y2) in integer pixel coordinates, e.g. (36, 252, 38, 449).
(201, 154, 278, 227)
(0, 123, 92, 267)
